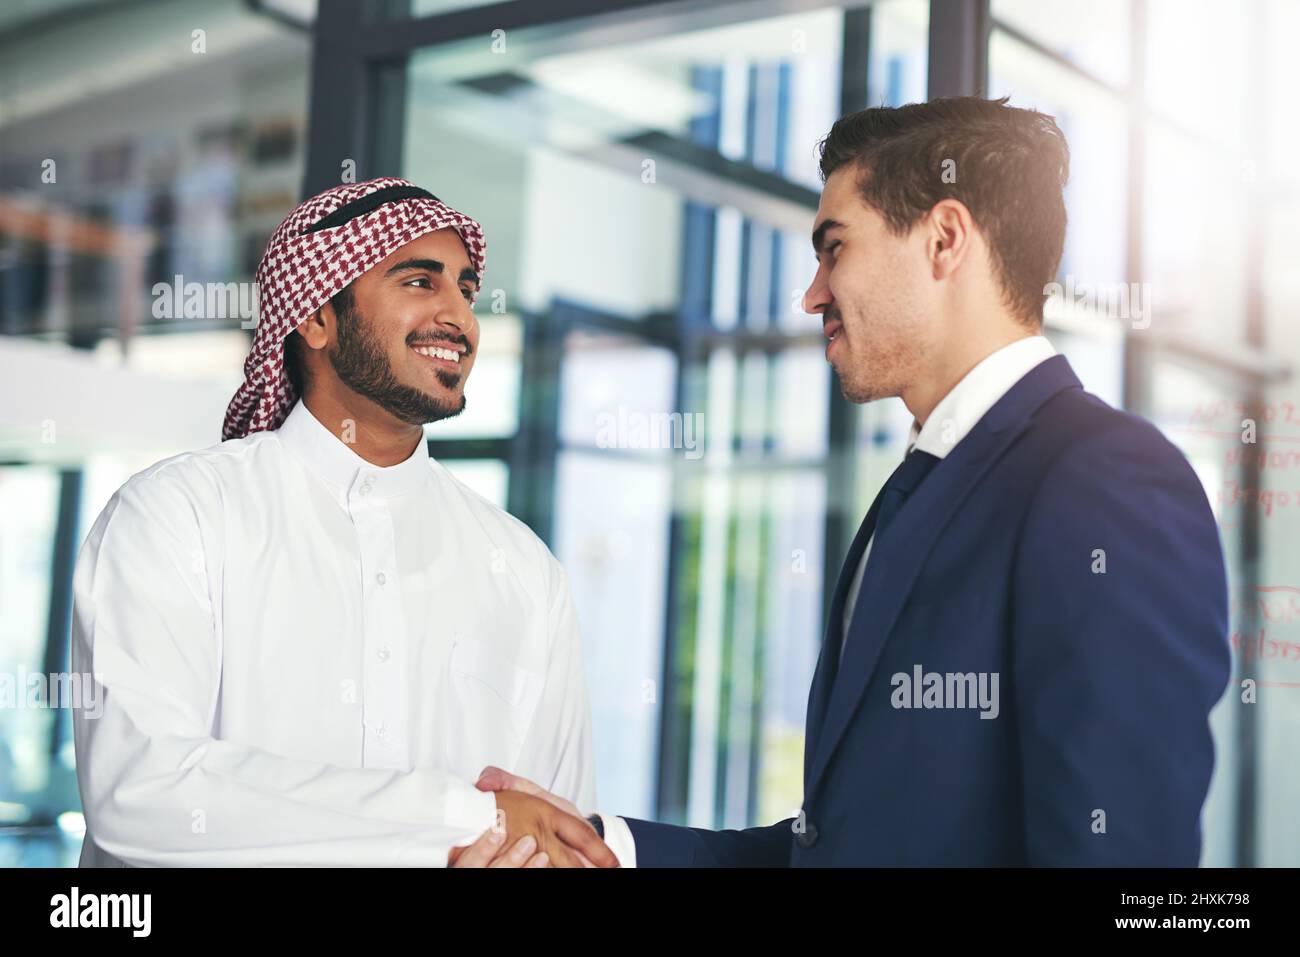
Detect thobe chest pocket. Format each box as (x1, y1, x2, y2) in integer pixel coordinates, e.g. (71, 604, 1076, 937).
(444, 637, 545, 780)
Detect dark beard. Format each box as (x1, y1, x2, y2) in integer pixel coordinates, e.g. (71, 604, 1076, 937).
(328, 298, 467, 426)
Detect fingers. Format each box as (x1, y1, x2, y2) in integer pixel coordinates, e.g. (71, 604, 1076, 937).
(475, 766, 513, 792)
(488, 835, 538, 868)
(452, 829, 555, 869)
(546, 842, 585, 869)
(449, 825, 508, 868)
(485, 771, 585, 819)
(552, 809, 619, 868)
(478, 768, 584, 819)
(491, 787, 611, 867)
(482, 768, 543, 799)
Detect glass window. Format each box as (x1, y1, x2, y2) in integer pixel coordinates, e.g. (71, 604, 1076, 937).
(1147, 356, 1253, 867)
(989, 30, 1128, 291)
(1255, 0, 1300, 866)
(868, 0, 929, 106)
(364, 0, 501, 21)
(552, 450, 672, 819)
(0, 467, 60, 816)
(992, 0, 1130, 87)
(558, 330, 677, 450)
(1143, 120, 1250, 346)
(755, 469, 826, 824)
(438, 458, 508, 507)
(1145, 0, 1251, 153)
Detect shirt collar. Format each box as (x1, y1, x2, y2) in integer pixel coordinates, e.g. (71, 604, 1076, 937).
(908, 335, 1056, 459)
(276, 399, 431, 502)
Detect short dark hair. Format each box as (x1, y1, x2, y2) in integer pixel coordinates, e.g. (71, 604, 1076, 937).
(282, 284, 356, 397)
(817, 95, 1070, 325)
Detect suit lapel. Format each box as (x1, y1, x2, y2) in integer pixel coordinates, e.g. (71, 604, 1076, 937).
(803, 355, 1083, 799)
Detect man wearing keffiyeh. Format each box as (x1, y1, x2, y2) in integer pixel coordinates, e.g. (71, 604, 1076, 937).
(70, 178, 621, 869)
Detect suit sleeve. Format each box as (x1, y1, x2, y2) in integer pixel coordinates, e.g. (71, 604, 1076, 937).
(621, 816, 794, 867)
(1011, 419, 1231, 865)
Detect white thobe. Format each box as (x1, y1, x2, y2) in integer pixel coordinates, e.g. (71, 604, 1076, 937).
(72, 398, 596, 866)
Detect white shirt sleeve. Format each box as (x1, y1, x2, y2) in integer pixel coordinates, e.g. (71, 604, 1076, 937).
(71, 475, 497, 867)
(601, 815, 638, 868)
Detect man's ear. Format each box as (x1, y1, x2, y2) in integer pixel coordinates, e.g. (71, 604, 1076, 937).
(298, 305, 332, 350)
(926, 198, 975, 280)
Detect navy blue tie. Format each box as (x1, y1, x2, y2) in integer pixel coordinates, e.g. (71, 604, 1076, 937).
(803, 446, 943, 769)
(871, 448, 941, 543)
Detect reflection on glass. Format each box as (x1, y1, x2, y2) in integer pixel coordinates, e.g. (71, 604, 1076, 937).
(1149, 358, 1252, 867)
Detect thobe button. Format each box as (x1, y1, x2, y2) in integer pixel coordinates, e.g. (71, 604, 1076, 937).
(796, 821, 819, 849)
(377, 646, 391, 662)
(376, 572, 387, 585)
(376, 725, 388, 739)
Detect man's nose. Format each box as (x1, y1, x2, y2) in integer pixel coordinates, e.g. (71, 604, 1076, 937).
(803, 270, 831, 316)
(435, 295, 476, 337)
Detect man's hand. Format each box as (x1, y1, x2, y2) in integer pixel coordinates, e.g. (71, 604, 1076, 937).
(473, 767, 611, 869)
(448, 827, 550, 868)
(475, 765, 584, 819)
(451, 787, 617, 868)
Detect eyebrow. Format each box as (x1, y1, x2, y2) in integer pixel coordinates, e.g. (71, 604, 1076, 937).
(384, 258, 480, 288)
(811, 219, 844, 254)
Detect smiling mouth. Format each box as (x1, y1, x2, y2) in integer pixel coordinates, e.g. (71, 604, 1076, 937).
(824, 318, 843, 344)
(410, 343, 465, 373)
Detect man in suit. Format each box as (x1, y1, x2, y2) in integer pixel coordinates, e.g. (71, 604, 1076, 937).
(480, 96, 1232, 866)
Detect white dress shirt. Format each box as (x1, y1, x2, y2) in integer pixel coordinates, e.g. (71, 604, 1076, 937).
(840, 334, 1057, 650)
(600, 335, 1057, 865)
(71, 398, 600, 867)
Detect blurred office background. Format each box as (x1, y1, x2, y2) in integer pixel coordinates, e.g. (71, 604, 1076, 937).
(0, 0, 1295, 866)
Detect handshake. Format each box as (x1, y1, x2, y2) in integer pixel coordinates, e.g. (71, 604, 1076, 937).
(448, 766, 620, 868)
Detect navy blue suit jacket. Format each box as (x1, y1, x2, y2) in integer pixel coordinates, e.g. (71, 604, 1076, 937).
(625, 355, 1230, 866)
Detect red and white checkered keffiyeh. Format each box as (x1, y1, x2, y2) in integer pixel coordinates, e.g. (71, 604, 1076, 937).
(222, 176, 487, 441)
